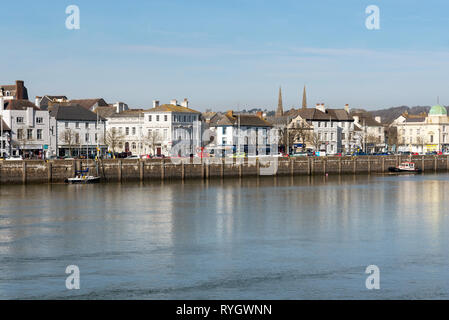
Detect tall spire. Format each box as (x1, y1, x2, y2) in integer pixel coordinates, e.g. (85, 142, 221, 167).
(276, 86, 283, 117)
(302, 85, 307, 109)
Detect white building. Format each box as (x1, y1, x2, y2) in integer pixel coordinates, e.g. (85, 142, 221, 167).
(0, 98, 52, 158)
(392, 104, 449, 153)
(210, 110, 274, 156)
(49, 105, 107, 157)
(105, 99, 203, 156)
(352, 113, 387, 153)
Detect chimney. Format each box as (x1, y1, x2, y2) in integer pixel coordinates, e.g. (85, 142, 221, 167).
(181, 98, 189, 108)
(0, 97, 4, 111)
(153, 100, 159, 108)
(35, 96, 41, 108)
(256, 111, 263, 119)
(375, 116, 381, 123)
(353, 115, 360, 124)
(316, 103, 326, 113)
(16, 80, 25, 100)
(226, 110, 234, 118)
(170, 99, 178, 106)
(344, 104, 349, 113)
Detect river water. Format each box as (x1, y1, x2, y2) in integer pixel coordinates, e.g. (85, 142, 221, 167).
(0, 173, 448, 299)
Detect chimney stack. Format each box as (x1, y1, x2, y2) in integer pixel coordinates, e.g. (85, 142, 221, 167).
(256, 111, 263, 119)
(35, 96, 41, 109)
(316, 103, 326, 113)
(344, 104, 349, 113)
(375, 116, 381, 123)
(181, 98, 189, 108)
(170, 99, 178, 106)
(153, 100, 160, 108)
(226, 110, 234, 118)
(16, 80, 25, 100)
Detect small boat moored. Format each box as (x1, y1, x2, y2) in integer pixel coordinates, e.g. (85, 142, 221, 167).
(388, 161, 422, 173)
(65, 169, 100, 184)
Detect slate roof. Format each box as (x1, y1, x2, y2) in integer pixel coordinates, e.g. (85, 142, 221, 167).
(295, 108, 353, 122)
(146, 104, 201, 113)
(108, 109, 147, 118)
(0, 119, 10, 131)
(213, 113, 272, 127)
(3, 99, 39, 110)
(69, 98, 109, 110)
(49, 105, 105, 121)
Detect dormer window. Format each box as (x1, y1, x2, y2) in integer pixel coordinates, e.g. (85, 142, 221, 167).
(5, 91, 10, 96)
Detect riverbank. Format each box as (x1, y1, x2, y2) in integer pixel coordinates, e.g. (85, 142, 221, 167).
(0, 155, 448, 184)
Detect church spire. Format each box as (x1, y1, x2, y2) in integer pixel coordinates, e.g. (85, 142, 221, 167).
(276, 86, 284, 117)
(302, 85, 307, 109)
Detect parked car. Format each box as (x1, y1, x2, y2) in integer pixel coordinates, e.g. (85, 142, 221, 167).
(227, 152, 246, 158)
(125, 155, 140, 159)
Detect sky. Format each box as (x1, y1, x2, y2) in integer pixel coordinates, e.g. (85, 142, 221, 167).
(1, 0, 449, 111)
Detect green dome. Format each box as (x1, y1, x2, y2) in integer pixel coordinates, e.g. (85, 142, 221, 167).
(429, 104, 447, 116)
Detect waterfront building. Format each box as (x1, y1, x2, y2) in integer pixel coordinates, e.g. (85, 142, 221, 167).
(289, 104, 358, 154)
(0, 99, 51, 158)
(351, 112, 387, 153)
(143, 99, 202, 156)
(0, 117, 11, 158)
(392, 104, 449, 153)
(105, 99, 203, 156)
(210, 110, 274, 156)
(49, 104, 107, 157)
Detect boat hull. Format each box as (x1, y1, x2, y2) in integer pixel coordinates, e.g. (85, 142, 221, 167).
(388, 167, 422, 173)
(65, 177, 101, 184)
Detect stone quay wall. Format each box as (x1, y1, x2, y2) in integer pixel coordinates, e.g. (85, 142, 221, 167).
(0, 155, 448, 184)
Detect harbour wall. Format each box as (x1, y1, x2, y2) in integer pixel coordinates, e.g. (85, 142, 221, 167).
(1, 155, 449, 184)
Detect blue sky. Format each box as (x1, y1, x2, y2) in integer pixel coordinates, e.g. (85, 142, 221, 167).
(1, 0, 448, 111)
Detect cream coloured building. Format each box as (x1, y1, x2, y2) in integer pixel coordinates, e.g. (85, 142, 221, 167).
(392, 104, 449, 153)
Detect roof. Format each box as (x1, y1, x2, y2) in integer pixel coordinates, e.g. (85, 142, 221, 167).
(49, 105, 105, 121)
(404, 117, 426, 123)
(0, 119, 10, 131)
(69, 98, 109, 110)
(295, 108, 353, 122)
(108, 109, 146, 118)
(213, 112, 272, 127)
(95, 106, 117, 118)
(146, 104, 201, 114)
(429, 104, 447, 116)
(3, 99, 39, 110)
(351, 112, 384, 126)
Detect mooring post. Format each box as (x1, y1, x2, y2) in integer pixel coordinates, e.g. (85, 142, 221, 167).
(161, 159, 165, 180)
(435, 156, 438, 172)
(382, 157, 385, 172)
(353, 157, 356, 174)
(308, 157, 311, 176)
(368, 157, 371, 174)
(339, 157, 342, 174)
(118, 159, 122, 182)
(221, 158, 225, 178)
(139, 160, 144, 181)
(47, 161, 52, 183)
(290, 158, 294, 176)
(22, 161, 27, 184)
(181, 160, 185, 180)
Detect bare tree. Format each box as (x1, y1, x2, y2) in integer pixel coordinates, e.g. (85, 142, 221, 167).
(60, 128, 77, 156)
(416, 136, 426, 153)
(142, 130, 161, 155)
(104, 128, 125, 155)
(13, 128, 34, 157)
(311, 132, 322, 152)
(291, 121, 312, 152)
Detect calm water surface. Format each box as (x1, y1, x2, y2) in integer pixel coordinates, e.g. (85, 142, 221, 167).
(1, 174, 449, 299)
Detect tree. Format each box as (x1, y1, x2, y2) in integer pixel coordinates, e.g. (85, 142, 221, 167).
(416, 136, 426, 153)
(104, 128, 125, 155)
(60, 128, 77, 156)
(142, 130, 161, 155)
(13, 128, 34, 157)
(311, 132, 322, 152)
(290, 121, 312, 152)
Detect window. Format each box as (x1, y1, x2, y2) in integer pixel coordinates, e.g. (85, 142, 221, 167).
(223, 127, 227, 134)
(174, 115, 177, 122)
(163, 129, 168, 139)
(17, 129, 23, 140)
(27, 129, 33, 140)
(164, 115, 168, 121)
(156, 115, 160, 122)
(148, 115, 152, 122)
(132, 142, 136, 149)
(132, 127, 136, 135)
(65, 122, 69, 128)
(36, 117, 43, 124)
(95, 122, 98, 129)
(95, 133, 98, 143)
(183, 116, 186, 122)
(430, 135, 434, 143)
(75, 133, 80, 144)
(85, 133, 89, 143)
(16, 117, 24, 123)
(76, 122, 79, 128)
(85, 123, 89, 129)
(126, 127, 129, 135)
(37, 129, 43, 140)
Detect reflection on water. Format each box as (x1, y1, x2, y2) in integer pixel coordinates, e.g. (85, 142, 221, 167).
(1, 174, 449, 299)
